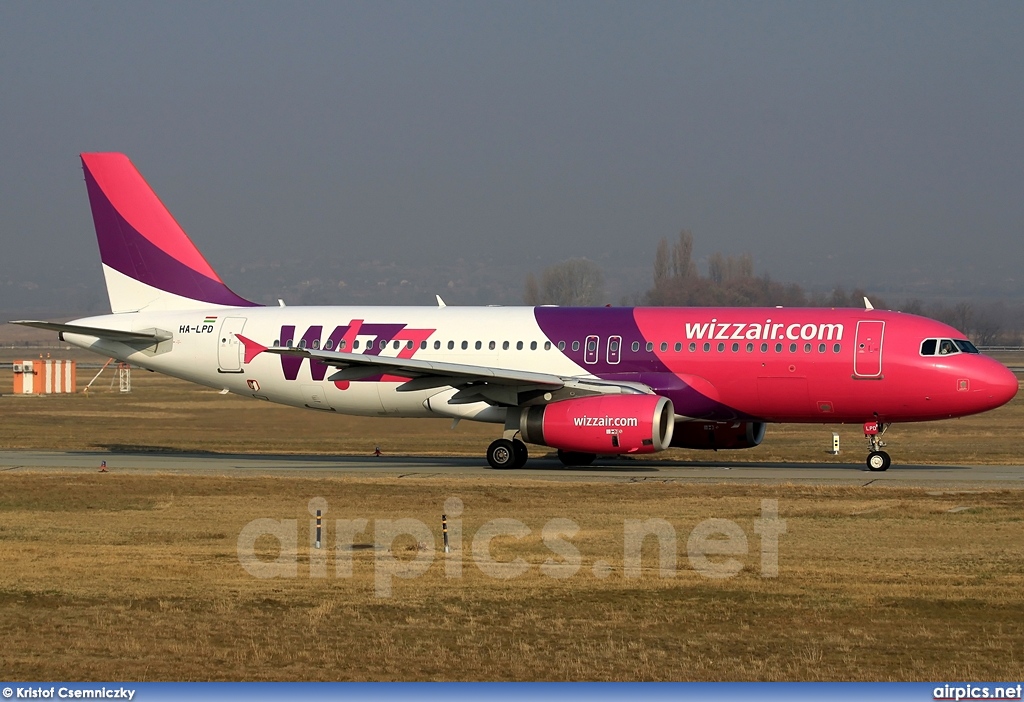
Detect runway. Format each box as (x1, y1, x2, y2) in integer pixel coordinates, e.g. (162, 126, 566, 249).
(2, 449, 1023, 486)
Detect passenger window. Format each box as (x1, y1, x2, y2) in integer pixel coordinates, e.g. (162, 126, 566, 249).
(544, 341, 551, 350)
(674, 342, 682, 352)
(419, 340, 426, 349)
(660, 342, 668, 352)
(689, 342, 696, 352)
(775, 343, 782, 352)
(447, 340, 454, 350)
(488, 341, 495, 350)
(632, 341, 640, 352)
(703, 342, 710, 352)
(273, 339, 280, 347)
(325, 340, 333, 350)
(818, 343, 825, 353)
(717, 343, 725, 352)
(804, 343, 811, 353)
(560, 341, 568, 351)
(732, 343, 739, 352)
(312, 340, 320, 349)
(461, 341, 468, 350)
(833, 343, 841, 353)
(352, 340, 358, 349)
(920, 339, 937, 356)
(760, 343, 768, 352)
(393, 340, 400, 350)
(530, 341, 537, 350)
(646, 342, 654, 352)
(589, 340, 599, 352)
(340, 340, 347, 350)
(516, 341, 524, 350)
(433, 340, 440, 350)
(503, 341, 510, 350)
(572, 341, 580, 352)
(379, 340, 387, 350)
(299, 339, 307, 349)
(475, 341, 482, 350)
(746, 342, 754, 352)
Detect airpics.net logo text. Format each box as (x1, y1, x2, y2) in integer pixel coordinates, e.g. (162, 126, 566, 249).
(236, 497, 786, 597)
(684, 320, 845, 342)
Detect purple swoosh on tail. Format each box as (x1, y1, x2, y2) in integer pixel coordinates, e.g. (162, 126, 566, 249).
(83, 153, 256, 308)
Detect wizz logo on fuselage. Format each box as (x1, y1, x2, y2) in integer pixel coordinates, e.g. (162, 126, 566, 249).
(683, 320, 844, 342)
(278, 320, 435, 380)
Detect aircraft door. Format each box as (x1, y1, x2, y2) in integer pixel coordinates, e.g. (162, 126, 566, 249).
(218, 317, 247, 373)
(853, 321, 885, 378)
(607, 335, 622, 364)
(584, 335, 600, 364)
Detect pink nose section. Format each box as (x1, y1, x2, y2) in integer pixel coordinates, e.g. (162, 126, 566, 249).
(986, 361, 1019, 408)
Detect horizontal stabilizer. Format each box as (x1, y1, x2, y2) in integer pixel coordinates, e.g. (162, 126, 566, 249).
(10, 320, 172, 343)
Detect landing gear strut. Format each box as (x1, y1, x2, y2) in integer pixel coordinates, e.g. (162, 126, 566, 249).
(864, 421, 891, 471)
(487, 437, 529, 469)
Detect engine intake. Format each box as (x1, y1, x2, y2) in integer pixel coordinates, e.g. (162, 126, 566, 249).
(670, 421, 766, 450)
(519, 395, 674, 455)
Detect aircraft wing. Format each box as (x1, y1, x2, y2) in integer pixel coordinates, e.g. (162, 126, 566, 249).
(10, 320, 172, 343)
(241, 335, 651, 406)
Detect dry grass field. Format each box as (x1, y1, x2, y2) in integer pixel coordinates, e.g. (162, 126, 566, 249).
(1, 347, 1024, 680)
(1, 475, 1023, 681)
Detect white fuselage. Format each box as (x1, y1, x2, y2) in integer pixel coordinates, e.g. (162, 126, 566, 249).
(66, 306, 588, 423)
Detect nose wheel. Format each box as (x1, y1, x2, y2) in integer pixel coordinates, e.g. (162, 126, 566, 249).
(864, 421, 891, 471)
(867, 450, 891, 471)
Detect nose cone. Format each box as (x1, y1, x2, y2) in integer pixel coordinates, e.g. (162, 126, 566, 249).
(979, 358, 1019, 410)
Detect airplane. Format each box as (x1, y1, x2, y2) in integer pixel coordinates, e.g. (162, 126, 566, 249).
(13, 153, 1019, 472)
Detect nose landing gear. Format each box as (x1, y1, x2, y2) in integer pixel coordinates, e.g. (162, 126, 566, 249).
(864, 420, 891, 471)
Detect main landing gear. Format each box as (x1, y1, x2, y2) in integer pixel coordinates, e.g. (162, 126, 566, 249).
(486, 438, 600, 469)
(864, 421, 891, 471)
(556, 449, 596, 467)
(487, 437, 529, 469)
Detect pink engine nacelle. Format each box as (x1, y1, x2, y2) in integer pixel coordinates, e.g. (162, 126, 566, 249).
(670, 421, 766, 450)
(518, 395, 675, 455)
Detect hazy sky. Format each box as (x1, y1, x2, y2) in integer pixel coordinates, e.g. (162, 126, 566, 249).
(2, 1, 1023, 313)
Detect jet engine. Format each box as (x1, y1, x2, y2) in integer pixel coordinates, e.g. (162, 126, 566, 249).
(670, 421, 766, 450)
(518, 395, 674, 454)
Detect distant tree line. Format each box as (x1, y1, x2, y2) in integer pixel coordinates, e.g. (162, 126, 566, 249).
(646, 230, 1022, 345)
(524, 229, 1023, 346)
(524, 259, 605, 307)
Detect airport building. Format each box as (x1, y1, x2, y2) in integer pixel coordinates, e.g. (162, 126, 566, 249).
(12, 359, 77, 394)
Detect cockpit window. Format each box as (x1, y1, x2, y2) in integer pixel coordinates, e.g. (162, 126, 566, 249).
(920, 338, 980, 356)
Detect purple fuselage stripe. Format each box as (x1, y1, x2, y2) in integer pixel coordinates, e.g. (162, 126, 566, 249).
(85, 170, 256, 307)
(533, 307, 745, 420)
